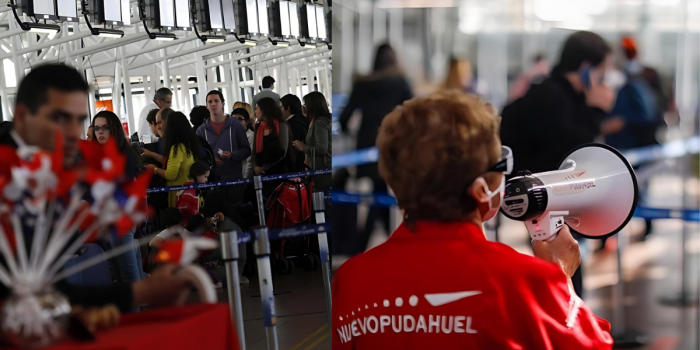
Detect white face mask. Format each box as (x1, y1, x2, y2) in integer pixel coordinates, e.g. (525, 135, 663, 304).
(477, 174, 504, 221)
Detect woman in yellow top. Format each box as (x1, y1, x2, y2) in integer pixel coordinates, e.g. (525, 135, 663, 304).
(146, 111, 199, 207)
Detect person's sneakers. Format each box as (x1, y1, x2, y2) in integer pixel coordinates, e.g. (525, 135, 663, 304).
(239, 275, 249, 284)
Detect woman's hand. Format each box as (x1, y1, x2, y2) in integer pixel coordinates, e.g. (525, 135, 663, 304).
(292, 140, 305, 151)
(146, 164, 157, 173)
(531, 225, 581, 278)
(141, 148, 154, 159)
(254, 166, 265, 175)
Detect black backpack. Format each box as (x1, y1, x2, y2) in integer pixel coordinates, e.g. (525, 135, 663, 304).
(197, 135, 220, 182)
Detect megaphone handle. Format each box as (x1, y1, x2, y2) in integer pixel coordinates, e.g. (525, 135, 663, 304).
(527, 211, 569, 242)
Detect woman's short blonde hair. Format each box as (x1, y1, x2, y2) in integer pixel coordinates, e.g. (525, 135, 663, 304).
(232, 101, 254, 120)
(377, 91, 501, 221)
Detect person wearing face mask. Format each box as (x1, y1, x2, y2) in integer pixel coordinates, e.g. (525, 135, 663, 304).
(332, 91, 613, 350)
(500, 31, 625, 297)
(501, 31, 624, 176)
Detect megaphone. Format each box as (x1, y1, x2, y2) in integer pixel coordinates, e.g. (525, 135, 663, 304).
(501, 143, 638, 241)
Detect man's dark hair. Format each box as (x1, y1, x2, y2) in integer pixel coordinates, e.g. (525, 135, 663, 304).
(162, 207, 183, 228)
(281, 94, 302, 115)
(206, 90, 225, 103)
(146, 108, 159, 125)
(154, 87, 172, 102)
(262, 76, 275, 89)
(231, 108, 250, 121)
(16, 64, 89, 114)
(557, 31, 611, 73)
(160, 107, 175, 122)
(189, 105, 210, 130)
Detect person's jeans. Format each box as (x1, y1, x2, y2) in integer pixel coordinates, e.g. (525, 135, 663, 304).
(114, 230, 144, 283)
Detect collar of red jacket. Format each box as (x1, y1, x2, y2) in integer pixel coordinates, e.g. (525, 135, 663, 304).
(391, 220, 487, 241)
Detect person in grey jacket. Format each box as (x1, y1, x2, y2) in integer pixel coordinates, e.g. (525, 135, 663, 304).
(292, 91, 332, 191)
(252, 76, 281, 108)
(196, 91, 251, 203)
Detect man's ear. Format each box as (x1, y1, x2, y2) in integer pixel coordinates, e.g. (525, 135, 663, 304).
(467, 177, 489, 203)
(13, 104, 29, 134)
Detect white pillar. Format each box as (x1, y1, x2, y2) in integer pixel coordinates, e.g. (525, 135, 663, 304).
(150, 64, 158, 98)
(86, 68, 97, 121)
(112, 62, 122, 118)
(195, 50, 208, 105)
(0, 58, 10, 121)
(120, 46, 135, 134)
(389, 9, 404, 55)
(9, 17, 24, 81)
(373, 7, 387, 46)
(230, 53, 242, 102)
(295, 67, 302, 97)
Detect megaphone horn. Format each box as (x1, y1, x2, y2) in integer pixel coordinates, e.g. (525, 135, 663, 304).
(501, 143, 638, 241)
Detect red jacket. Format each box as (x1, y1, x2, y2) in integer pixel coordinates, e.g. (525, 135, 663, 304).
(176, 182, 200, 226)
(332, 221, 613, 349)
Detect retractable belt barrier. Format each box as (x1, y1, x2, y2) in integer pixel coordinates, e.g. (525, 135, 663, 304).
(145, 168, 332, 193)
(234, 223, 333, 244)
(332, 136, 700, 169)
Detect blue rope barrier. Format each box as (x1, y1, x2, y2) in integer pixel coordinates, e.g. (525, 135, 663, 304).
(146, 168, 332, 193)
(332, 136, 700, 169)
(333, 192, 700, 222)
(234, 223, 332, 244)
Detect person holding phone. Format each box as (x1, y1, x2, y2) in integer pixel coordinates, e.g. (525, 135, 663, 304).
(500, 31, 624, 298)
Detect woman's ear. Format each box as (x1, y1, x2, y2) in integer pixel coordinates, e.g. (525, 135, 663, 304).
(467, 177, 489, 203)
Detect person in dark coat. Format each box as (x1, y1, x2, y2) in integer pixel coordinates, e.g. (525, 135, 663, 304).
(338, 43, 413, 255)
(501, 31, 623, 176)
(281, 94, 309, 172)
(500, 31, 623, 299)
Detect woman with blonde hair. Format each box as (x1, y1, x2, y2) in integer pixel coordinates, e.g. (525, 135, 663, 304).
(232, 101, 254, 122)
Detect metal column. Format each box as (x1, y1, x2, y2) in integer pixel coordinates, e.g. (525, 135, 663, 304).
(120, 46, 135, 133)
(220, 220, 246, 350)
(313, 192, 332, 337)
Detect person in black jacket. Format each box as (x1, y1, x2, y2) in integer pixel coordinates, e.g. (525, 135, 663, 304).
(501, 31, 623, 176)
(500, 31, 623, 299)
(281, 94, 309, 171)
(339, 43, 413, 254)
(0, 63, 187, 312)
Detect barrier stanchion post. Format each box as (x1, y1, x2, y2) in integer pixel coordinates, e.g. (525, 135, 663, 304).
(312, 191, 333, 336)
(219, 219, 246, 350)
(254, 175, 266, 225)
(253, 226, 279, 350)
(659, 155, 698, 307)
(612, 227, 649, 347)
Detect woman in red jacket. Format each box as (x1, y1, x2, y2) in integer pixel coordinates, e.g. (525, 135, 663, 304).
(332, 91, 613, 349)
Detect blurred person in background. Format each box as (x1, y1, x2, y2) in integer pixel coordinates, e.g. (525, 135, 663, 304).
(232, 101, 255, 123)
(500, 31, 624, 298)
(137, 88, 172, 142)
(91, 111, 146, 298)
(507, 54, 551, 103)
(253, 98, 295, 179)
(603, 37, 668, 243)
(293, 92, 332, 190)
(189, 105, 210, 132)
(443, 57, 474, 93)
(339, 43, 413, 255)
(148, 112, 198, 208)
(86, 125, 94, 141)
(232, 107, 255, 178)
(282, 94, 309, 172)
(196, 90, 251, 203)
(333, 91, 612, 349)
(253, 76, 281, 108)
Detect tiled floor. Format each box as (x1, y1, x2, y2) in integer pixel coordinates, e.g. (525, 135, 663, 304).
(213, 263, 332, 350)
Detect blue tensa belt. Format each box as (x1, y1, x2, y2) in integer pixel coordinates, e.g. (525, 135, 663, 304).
(235, 223, 333, 244)
(146, 168, 332, 193)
